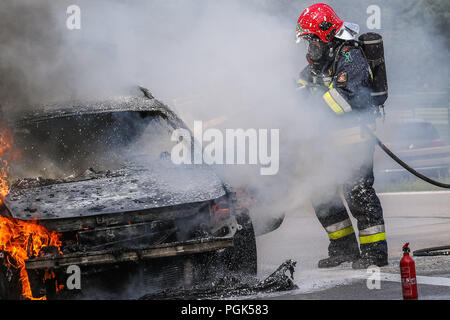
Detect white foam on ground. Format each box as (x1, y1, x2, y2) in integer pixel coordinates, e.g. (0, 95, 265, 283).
(380, 273, 450, 287)
(251, 264, 370, 299)
(248, 265, 450, 300)
(379, 191, 450, 196)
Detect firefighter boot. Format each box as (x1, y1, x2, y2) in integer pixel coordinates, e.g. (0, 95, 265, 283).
(318, 233, 360, 268)
(352, 240, 388, 269)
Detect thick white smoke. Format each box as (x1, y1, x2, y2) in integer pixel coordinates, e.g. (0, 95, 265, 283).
(1, 0, 448, 276)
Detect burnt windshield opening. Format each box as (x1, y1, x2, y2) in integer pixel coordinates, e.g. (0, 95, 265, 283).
(11, 110, 178, 180)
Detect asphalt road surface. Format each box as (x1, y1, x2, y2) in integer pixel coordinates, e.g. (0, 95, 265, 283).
(255, 191, 450, 300)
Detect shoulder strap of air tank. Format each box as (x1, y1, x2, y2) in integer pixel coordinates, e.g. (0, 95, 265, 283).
(354, 40, 372, 69)
(330, 42, 344, 76)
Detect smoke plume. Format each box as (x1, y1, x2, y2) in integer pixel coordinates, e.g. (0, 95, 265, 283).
(1, 0, 448, 278)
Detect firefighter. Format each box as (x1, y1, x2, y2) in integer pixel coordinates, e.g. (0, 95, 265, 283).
(295, 3, 388, 269)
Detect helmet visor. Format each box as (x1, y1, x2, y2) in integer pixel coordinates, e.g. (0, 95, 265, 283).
(335, 22, 360, 40)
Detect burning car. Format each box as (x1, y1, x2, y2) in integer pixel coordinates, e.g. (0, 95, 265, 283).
(0, 88, 275, 300)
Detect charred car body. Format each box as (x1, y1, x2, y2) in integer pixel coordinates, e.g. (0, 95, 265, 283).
(0, 90, 268, 299)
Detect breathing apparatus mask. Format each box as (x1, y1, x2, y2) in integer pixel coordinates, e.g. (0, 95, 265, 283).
(303, 34, 339, 73)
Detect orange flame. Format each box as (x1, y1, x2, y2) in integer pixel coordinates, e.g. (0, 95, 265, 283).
(0, 122, 13, 205)
(234, 188, 256, 210)
(211, 200, 230, 215)
(0, 217, 62, 300)
(44, 269, 65, 293)
(0, 161, 9, 204)
(0, 122, 62, 300)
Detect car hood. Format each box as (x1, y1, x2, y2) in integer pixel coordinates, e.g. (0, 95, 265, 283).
(4, 164, 226, 221)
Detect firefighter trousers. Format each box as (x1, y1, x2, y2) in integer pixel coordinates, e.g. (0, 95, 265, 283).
(311, 143, 387, 259)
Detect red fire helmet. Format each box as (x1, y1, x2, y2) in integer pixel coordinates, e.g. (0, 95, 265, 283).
(296, 3, 343, 43)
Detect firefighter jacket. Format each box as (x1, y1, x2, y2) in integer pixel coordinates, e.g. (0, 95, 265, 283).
(297, 42, 377, 148)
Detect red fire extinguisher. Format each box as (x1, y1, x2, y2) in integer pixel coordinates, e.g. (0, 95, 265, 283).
(400, 242, 418, 299)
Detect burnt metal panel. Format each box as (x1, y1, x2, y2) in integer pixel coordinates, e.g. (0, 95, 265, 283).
(25, 237, 233, 270)
(4, 165, 226, 221)
(32, 201, 209, 233)
(77, 220, 177, 250)
(10, 96, 183, 127)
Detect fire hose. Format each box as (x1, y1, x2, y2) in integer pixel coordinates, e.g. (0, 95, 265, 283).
(412, 245, 450, 256)
(363, 125, 450, 189)
(364, 126, 450, 256)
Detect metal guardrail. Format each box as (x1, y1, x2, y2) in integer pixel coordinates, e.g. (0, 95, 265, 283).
(376, 145, 450, 174)
(387, 90, 449, 108)
(389, 108, 448, 124)
(396, 145, 450, 159)
(386, 90, 450, 142)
